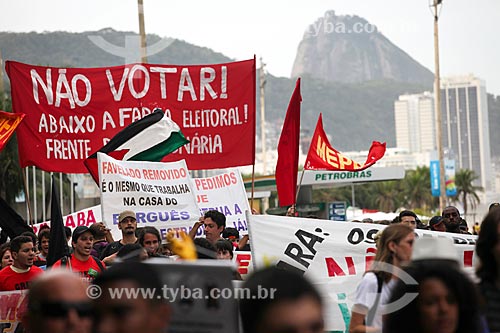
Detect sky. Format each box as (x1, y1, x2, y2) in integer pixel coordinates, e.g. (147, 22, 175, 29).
(1, 0, 500, 95)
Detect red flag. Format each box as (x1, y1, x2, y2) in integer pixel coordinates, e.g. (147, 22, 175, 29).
(0, 110, 25, 153)
(275, 78, 302, 207)
(304, 113, 386, 171)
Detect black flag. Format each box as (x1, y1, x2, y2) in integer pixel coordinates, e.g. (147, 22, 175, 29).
(0, 196, 33, 240)
(46, 176, 69, 266)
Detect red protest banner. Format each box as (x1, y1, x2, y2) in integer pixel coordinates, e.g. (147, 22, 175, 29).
(304, 113, 386, 171)
(0, 110, 25, 153)
(6, 59, 256, 172)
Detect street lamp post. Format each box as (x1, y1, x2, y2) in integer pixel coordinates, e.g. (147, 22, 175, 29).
(432, 0, 446, 211)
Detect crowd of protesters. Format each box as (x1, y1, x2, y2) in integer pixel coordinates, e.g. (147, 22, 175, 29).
(0, 203, 499, 333)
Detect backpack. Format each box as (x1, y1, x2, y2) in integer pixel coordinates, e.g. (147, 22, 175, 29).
(365, 272, 384, 326)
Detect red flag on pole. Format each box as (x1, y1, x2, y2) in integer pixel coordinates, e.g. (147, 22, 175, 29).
(304, 113, 386, 171)
(275, 78, 302, 207)
(0, 110, 25, 153)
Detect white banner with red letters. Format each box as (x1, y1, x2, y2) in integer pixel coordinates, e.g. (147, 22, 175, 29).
(247, 214, 477, 332)
(191, 168, 250, 237)
(33, 205, 102, 234)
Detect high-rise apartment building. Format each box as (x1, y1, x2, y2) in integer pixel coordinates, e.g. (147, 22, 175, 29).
(393, 75, 492, 191)
(394, 92, 435, 153)
(440, 75, 491, 191)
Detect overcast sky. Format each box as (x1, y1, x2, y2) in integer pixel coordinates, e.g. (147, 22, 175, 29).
(2, 0, 499, 95)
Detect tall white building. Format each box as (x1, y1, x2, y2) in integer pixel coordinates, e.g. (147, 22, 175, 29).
(440, 75, 492, 191)
(394, 92, 435, 153)
(394, 75, 492, 192)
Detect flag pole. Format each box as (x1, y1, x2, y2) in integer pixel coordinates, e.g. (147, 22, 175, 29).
(22, 167, 33, 225)
(250, 164, 255, 209)
(295, 169, 305, 205)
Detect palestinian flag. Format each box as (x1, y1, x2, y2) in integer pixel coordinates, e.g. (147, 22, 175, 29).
(84, 108, 189, 184)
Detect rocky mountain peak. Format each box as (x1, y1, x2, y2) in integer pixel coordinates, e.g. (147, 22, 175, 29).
(291, 11, 434, 85)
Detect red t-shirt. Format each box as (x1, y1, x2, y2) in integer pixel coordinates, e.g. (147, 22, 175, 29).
(0, 265, 44, 291)
(53, 255, 105, 282)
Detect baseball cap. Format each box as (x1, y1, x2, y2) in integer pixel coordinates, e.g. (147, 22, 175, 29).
(118, 210, 136, 223)
(412, 237, 459, 263)
(72, 226, 96, 243)
(429, 216, 443, 228)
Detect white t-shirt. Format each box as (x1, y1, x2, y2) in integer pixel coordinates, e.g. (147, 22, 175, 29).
(353, 272, 396, 330)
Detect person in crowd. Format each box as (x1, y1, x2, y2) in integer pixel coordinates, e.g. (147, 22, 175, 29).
(489, 202, 500, 212)
(349, 224, 415, 333)
(64, 226, 73, 253)
(159, 240, 173, 257)
(475, 208, 500, 332)
(22, 269, 93, 333)
(237, 234, 251, 251)
(189, 210, 226, 245)
(429, 216, 446, 232)
(240, 266, 324, 333)
(100, 210, 138, 265)
(0, 235, 43, 291)
(473, 222, 481, 235)
(137, 226, 163, 257)
(459, 218, 471, 234)
(384, 261, 482, 333)
(34, 228, 50, 267)
(442, 206, 469, 234)
(193, 238, 217, 259)
(21, 231, 38, 248)
(215, 239, 233, 260)
(398, 210, 417, 230)
(286, 205, 298, 217)
(116, 243, 148, 262)
(90, 222, 113, 259)
(52, 226, 105, 282)
(222, 227, 240, 247)
(215, 239, 243, 280)
(0, 243, 13, 269)
(362, 218, 374, 224)
(93, 261, 171, 333)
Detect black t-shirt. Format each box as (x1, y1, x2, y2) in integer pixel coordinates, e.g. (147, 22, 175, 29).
(99, 241, 124, 260)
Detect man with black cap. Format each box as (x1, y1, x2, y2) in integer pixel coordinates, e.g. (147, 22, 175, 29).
(428, 216, 446, 232)
(53, 226, 105, 282)
(100, 210, 138, 265)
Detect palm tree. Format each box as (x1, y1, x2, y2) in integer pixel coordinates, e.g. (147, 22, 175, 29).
(373, 181, 400, 212)
(454, 169, 482, 216)
(401, 166, 435, 211)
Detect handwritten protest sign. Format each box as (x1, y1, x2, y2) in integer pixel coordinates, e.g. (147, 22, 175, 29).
(191, 169, 250, 236)
(6, 60, 256, 172)
(247, 214, 477, 332)
(98, 153, 200, 240)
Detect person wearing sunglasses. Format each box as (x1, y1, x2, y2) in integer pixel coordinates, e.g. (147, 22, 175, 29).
(93, 261, 170, 333)
(22, 269, 93, 333)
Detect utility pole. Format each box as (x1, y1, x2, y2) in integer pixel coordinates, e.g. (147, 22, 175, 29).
(432, 0, 446, 211)
(137, 0, 148, 63)
(259, 58, 267, 174)
(0, 49, 5, 105)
